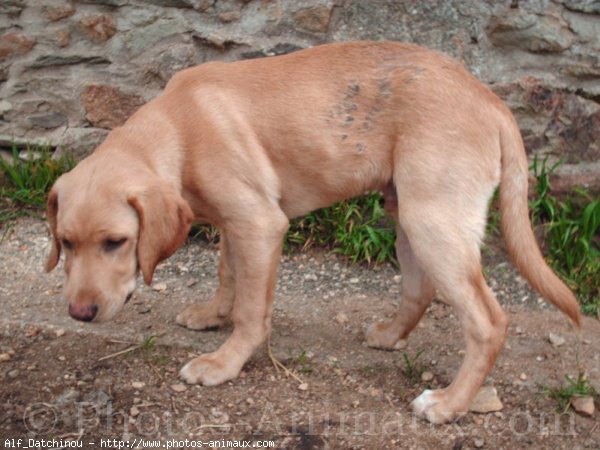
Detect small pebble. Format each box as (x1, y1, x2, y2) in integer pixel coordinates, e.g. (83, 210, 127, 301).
(55, 329, 65, 337)
(129, 406, 140, 417)
(8, 369, 19, 379)
(131, 381, 145, 389)
(0, 353, 11, 362)
(298, 383, 309, 391)
(421, 371, 434, 382)
(474, 437, 485, 448)
(335, 312, 349, 324)
(572, 396, 595, 417)
(519, 373, 527, 381)
(152, 282, 167, 292)
(170, 383, 187, 393)
(548, 333, 565, 347)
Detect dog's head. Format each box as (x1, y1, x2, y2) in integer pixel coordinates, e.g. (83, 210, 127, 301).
(46, 156, 193, 323)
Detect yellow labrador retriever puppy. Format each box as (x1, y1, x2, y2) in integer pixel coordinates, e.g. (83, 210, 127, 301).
(46, 41, 580, 424)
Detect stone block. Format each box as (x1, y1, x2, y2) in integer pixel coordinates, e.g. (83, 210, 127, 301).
(44, 5, 76, 22)
(487, 10, 575, 53)
(0, 32, 35, 61)
(81, 84, 144, 129)
(292, 5, 333, 33)
(27, 112, 67, 129)
(79, 14, 117, 43)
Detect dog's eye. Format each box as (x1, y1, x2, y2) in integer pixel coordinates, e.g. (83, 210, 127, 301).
(62, 239, 73, 250)
(103, 238, 127, 252)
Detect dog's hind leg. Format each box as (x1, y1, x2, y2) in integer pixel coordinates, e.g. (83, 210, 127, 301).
(176, 234, 235, 330)
(366, 223, 435, 350)
(396, 184, 507, 423)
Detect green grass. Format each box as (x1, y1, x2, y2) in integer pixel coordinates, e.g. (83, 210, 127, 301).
(529, 156, 599, 316)
(293, 349, 314, 375)
(401, 350, 425, 384)
(287, 193, 396, 265)
(544, 371, 597, 413)
(0, 144, 73, 226)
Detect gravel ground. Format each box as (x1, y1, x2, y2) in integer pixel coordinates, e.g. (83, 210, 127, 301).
(1, 217, 599, 449)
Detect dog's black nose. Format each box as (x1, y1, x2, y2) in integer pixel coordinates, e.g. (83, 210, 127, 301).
(68, 304, 98, 322)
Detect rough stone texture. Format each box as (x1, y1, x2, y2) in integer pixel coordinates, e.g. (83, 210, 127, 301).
(487, 10, 575, 53)
(292, 5, 333, 33)
(27, 112, 67, 129)
(0, 0, 598, 192)
(0, 32, 35, 61)
(81, 84, 144, 129)
(79, 14, 117, 43)
(43, 5, 76, 22)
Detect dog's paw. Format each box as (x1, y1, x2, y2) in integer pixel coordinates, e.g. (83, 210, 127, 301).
(176, 303, 228, 330)
(365, 321, 407, 350)
(179, 353, 241, 386)
(411, 389, 464, 424)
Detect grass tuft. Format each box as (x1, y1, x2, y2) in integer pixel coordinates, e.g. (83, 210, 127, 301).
(286, 193, 396, 265)
(401, 350, 425, 383)
(0, 144, 73, 226)
(529, 156, 599, 316)
(543, 371, 597, 413)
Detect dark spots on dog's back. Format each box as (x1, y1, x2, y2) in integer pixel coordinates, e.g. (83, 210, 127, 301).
(378, 78, 392, 98)
(355, 143, 366, 154)
(329, 81, 361, 129)
(347, 82, 360, 97)
(362, 77, 392, 131)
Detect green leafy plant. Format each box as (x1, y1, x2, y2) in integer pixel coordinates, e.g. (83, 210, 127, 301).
(529, 155, 600, 315)
(544, 371, 597, 413)
(293, 350, 313, 375)
(287, 193, 397, 265)
(0, 144, 73, 225)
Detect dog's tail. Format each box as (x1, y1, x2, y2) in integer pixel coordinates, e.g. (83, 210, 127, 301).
(498, 114, 581, 327)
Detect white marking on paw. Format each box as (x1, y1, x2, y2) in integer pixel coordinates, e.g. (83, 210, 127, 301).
(179, 361, 195, 384)
(412, 389, 437, 415)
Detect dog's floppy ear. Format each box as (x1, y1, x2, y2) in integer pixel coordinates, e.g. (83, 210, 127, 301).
(45, 186, 61, 272)
(128, 182, 194, 285)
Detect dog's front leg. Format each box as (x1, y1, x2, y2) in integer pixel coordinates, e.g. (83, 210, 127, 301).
(176, 234, 235, 330)
(180, 208, 288, 386)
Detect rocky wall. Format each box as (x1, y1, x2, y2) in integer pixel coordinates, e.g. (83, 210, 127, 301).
(0, 0, 599, 192)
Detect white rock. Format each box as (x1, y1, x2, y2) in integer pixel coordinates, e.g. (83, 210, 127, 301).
(0, 353, 11, 362)
(548, 332, 565, 347)
(469, 386, 503, 413)
(152, 282, 167, 292)
(421, 371, 434, 382)
(170, 383, 187, 392)
(131, 381, 145, 389)
(298, 382, 309, 391)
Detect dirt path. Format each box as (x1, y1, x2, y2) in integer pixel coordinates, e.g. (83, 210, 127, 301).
(1, 218, 598, 449)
